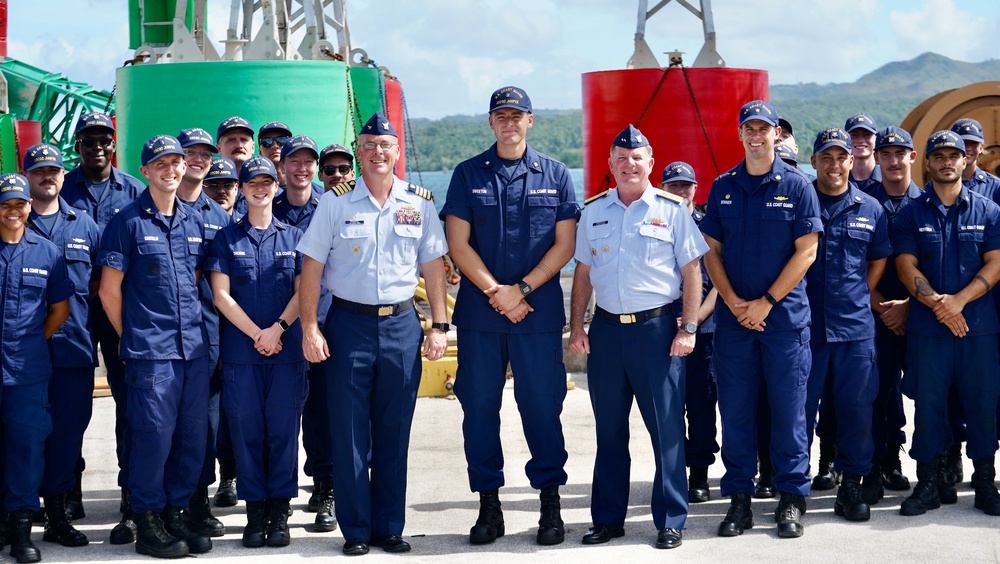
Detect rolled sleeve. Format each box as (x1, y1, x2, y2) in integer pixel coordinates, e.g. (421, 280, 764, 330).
(890, 205, 918, 257)
(985, 204, 1000, 253)
(867, 211, 893, 261)
(97, 214, 131, 273)
(439, 166, 473, 222)
(418, 200, 448, 264)
(204, 234, 228, 274)
(793, 183, 823, 239)
(673, 210, 709, 267)
(573, 209, 593, 266)
(46, 255, 75, 304)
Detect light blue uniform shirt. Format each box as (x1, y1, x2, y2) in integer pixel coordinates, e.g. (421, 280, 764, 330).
(297, 176, 448, 305)
(575, 184, 708, 314)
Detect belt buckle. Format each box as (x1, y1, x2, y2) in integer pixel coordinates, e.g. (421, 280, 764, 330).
(619, 314, 636, 324)
(377, 305, 394, 316)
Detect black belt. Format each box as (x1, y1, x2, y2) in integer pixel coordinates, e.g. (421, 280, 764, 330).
(332, 295, 414, 317)
(595, 304, 673, 325)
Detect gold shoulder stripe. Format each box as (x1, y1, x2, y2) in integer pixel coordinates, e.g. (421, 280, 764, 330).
(332, 179, 356, 197)
(584, 190, 609, 205)
(654, 189, 685, 204)
(407, 183, 434, 201)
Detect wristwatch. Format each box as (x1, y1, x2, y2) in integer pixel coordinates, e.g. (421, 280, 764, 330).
(430, 322, 450, 332)
(518, 280, 533, 297)
(680, 322, 698, 334)
(277, 319, 290, 332)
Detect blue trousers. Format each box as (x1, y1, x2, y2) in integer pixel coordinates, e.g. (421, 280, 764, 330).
(714, 326, 811, 497)
(126, 357, 209, 512)
(302, 360, 334, 481)
(94, 302, 130, 490)
(684, 332, 718, 469)
(325, 306, 423, 541)
(197, 345, 221, 489)
(222, 362, 308, 501)
(872, 323, 907, 457)
(906, 333, 999, 462)
(805, 340, 877, 475)
(2, 381, 51, 512)
(454, 329, 568, 492)
(41, 367, 94, 497)
(587, 315, 688, 530)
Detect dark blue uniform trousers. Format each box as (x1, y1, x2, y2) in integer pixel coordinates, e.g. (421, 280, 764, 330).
(587, 315, 688, 530)
(715, 326, 811, 497)
(872, 323, 907, 458)
(805, 340, 877, 475)
(198, 345, 221, 489)
(325, 306, 423, 540)
(2, 381, 51, 512)
(905, 334, 998, 462)
(126, 357, 209, 513)
(302, 360, 334, 481)
(453, 329, 569, 492)
(40, 367, 94, 497)
(222, 362, 307, 501)
(93, 301, 130, 490)
(684, 332, 718, 469)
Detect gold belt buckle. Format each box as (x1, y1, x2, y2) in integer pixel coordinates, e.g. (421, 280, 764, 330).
(619, 314, 636, 324)
(377, 306, 394, 316)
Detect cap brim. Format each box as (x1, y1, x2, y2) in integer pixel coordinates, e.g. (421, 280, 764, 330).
(958, 134, 985, 143)
(0, 191, 29, 203)
(23, 161, 64, 172)
(144, 148, 186, 165)
(490, 103, 531, 113)
(815, 142, 851, 154)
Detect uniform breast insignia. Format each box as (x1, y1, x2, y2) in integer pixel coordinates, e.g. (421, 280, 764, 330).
(395, 205, 422, 226)
(584, 190, 609, 205)
(653, 189, 684, 205)
(332, 180, 357, 197)
(642, 217, 670, 228)
(407, 184, 434, 201)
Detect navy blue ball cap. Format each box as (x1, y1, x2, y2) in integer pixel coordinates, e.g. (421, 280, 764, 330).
(279, 135, 319, 160)
(0, 173, 30, 203)
(177, 128, 217, 150)
(845, 113, 877, 134)
(613, 124, 649, 150)
(141, 135, 185, 166)
(925, 130, 966, 156)
(75, 112, 115, 135)
(875, 126, 913, 150)
(951, 118, 984, 143)
(320, 143, 353, 164)
(661, 161, 696, 184)
(216, 116, 254, 140)
(239, 156, 278, 184)
(813, 127, 852, 154)
(23, 143, 64, 172)
(739, 100, 778, 127)
(205, 157, 237, 182)
(774, 143, 797, 164)
(360, 113, 397, 138)
(490, 86, 532, 113)
(258, 121, 292, 138)
(778, 117, 793, 136)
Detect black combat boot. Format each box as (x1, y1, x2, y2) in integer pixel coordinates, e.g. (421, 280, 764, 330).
(862, 460, 884, 505)
(972, 459, 1000, 515)
(214, 460, 238, 507)
(755, 455, 776, 498)
(717, 492, 753, 537)
(834, 473, 871, 521)
(944, 441, 964, 487)
(67, 470, 85, 520)
(306, 480, 321, 512)
(313, 481, 337, 532)
(469, 489, 504, 544)
(110, 491, 137, 545)
(242, 501, 267, 548)
(9, 509, 41, 563)
(536, 486, 564, 545)
(161, 505, 211, 554)
(881, 444, 911, 490)
(41, 492, 88, 547)
(185, 488, 224, 537)
(811, 440, 840, 490)
(266, 498, 291, 547)
(938, 453, 958, 504)
(688, 466, 710, 503)
(900, 457, 941, 516)
(135, 509, 188, 559)
(775, 492, 806, 538)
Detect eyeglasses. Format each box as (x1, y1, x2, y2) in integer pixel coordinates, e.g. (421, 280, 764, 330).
(79, 136, 114, 149)
(361, 142, 397, 151)
(204, 181, 238, 191)
(322, 164, 353, 176)
(184, 149, 214, 160)
(259, 136, 291, 149)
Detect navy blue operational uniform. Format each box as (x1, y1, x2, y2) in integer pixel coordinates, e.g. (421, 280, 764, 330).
(845, 113, 882, 195)
(892, 130, 1000, 517)
(98, 136, 211, 557)
(701, 100, 822, 538)
(571, 128, 708, 548)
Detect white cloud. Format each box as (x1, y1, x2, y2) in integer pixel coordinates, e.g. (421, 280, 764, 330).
(889, 0, 991, 61)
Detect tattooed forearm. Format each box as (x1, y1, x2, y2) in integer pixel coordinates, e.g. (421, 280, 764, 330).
(914, 277, 934, 298)
(976, 275, 992, 292)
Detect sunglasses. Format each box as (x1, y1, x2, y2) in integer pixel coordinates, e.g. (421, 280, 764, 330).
(322, 164, 353, 176)
(259, 136, 291, 149)
(79, 136, 114, 149)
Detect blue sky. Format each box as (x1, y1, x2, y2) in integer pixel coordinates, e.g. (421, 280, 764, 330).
(10, 0, 1000, 119)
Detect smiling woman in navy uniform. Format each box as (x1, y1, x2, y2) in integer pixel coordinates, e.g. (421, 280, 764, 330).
(208, 156, 306, 548)
(0, 172, 73, 564)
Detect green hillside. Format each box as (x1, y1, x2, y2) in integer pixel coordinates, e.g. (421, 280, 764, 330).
(405, 53, 1000, 172)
